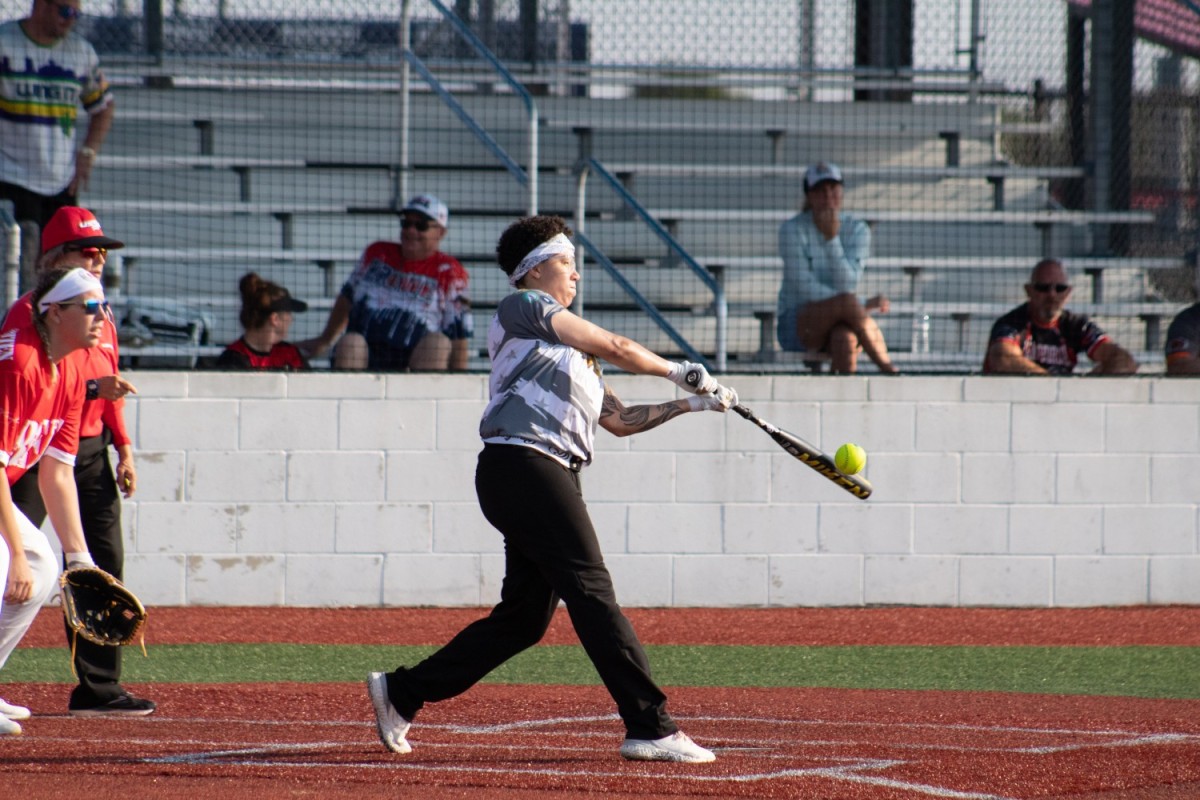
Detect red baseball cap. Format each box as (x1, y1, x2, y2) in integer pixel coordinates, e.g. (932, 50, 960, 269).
(41, 206, 125, 254)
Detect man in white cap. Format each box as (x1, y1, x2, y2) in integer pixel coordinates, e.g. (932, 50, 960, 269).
(301, 194, 472, 371)
(776, 161, 898, 374)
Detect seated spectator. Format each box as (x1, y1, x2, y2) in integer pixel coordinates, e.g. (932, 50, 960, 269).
(776, 161, 897, 374)
(300, 194, 472, 371)
(983, 258, 1138, 375)
(1165, 301, 1200, 375)
(216, 273, 310, 371)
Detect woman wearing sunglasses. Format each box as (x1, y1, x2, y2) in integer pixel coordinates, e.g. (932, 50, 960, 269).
(4, 207, 154, 720)
(0, 0, 114, 231)
(983, 258, 1138, 375)
(0, 267, 112, 736)
(300, 194, 472, 372)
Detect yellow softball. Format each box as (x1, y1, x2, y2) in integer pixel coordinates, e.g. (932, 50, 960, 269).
(834, 443, 866, 475)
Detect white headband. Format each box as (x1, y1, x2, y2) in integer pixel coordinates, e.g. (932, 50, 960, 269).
(509, 233, 575, 288)
(37, 268, 104, 314)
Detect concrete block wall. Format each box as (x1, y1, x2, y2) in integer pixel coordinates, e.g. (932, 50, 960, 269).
(95, 371, 1200, 607)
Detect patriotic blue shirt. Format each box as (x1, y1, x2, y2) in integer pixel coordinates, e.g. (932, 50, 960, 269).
(340, 244, 472, 361)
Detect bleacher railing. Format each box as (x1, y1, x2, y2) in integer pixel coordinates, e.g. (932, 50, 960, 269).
(0, 200, 18, 308)
(575, 158, 726, 372)
(399, 0, 538, 216)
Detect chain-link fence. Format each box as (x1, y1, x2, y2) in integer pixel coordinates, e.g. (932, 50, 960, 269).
(1, 0, 1195, 371)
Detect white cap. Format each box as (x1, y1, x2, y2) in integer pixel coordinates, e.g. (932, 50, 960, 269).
(402, 194, 449, 228)
(803, 161, 843, 192)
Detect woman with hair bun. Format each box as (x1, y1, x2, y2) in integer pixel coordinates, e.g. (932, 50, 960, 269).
(217, 273, 310, 371)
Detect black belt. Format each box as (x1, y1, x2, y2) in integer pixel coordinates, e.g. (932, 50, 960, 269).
(483, 441, 584, 472)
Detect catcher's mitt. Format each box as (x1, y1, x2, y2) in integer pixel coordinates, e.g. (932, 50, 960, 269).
(59, 566, 148, 649)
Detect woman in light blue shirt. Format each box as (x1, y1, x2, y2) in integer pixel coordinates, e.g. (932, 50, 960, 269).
(777, 162, 898, 373)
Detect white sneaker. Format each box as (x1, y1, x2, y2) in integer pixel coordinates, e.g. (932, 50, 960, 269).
(620, 731, 716, 763)
(0, 715, 22, 736)
(366, 672, 412, 754)
(0, 698, 30, 721)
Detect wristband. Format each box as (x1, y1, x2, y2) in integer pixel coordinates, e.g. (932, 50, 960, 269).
(79, 146, 97, 160)
(686, 396, 706, 412)
(86, 378, 100, 400)
(65, 551, 95, 568)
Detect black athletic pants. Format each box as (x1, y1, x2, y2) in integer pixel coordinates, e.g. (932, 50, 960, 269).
(0, 181, 75, 231)
(385, 443, 677, 740)
(11, 433, 125, 706)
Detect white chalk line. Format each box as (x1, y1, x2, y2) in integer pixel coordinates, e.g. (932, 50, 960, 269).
(63, 711, 1200, 744)
(139, 753, 1021, 800)
(109, 712, 1199, 800)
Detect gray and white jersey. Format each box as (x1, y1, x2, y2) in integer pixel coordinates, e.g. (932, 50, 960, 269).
(479, 291, 604, 469)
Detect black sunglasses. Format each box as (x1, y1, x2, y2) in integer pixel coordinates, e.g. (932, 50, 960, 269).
(48, 0, 83, 20)
(57, 299, 109, 317)
(400, 217, 432, 232)
(65, 244, 107, 258)
(1032, 282, 1071, 294)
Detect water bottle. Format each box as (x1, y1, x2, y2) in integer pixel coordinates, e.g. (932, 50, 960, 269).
(911, 313, 930, 354)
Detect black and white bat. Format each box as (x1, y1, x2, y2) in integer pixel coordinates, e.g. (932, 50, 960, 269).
(732, 404, 873, 500)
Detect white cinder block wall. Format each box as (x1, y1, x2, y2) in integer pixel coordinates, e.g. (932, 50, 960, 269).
(96, 371, 1200, 608)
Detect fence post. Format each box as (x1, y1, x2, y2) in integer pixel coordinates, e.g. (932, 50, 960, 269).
(144, 0, 164, 62)
(0, 201, 18, 308)
(396, 0, 413, 209)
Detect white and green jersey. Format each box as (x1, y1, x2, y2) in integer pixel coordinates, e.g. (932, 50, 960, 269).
(479, 290, 604, 469)
(0, 21, 112, 195)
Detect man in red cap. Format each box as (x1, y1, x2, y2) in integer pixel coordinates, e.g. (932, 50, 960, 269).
(0, 0, 115, 232)
(5, 206, 154, 719)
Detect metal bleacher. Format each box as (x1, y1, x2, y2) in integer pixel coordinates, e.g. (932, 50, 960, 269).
(84, 12, 1186, 375)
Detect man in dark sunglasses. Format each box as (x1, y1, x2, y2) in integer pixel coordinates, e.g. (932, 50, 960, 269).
(300, 194, 473, 372)
(984, 258, 1137, 375)
(0, 0, 115, 246)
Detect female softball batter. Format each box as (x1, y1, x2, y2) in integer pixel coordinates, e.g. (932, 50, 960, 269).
(368, 215, 736, 763)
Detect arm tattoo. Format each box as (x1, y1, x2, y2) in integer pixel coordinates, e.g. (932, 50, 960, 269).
(601, 387, 686, 433)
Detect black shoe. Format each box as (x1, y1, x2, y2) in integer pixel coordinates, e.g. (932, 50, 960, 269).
(68, 692, 156, 717)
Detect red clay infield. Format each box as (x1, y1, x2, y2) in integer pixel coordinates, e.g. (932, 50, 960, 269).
(6, 606, 1200, 799)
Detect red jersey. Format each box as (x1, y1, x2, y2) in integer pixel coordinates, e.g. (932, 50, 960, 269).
(216, 338, 310, 371)
(0, 320, 84, 485)
(3, 293, 128, 445)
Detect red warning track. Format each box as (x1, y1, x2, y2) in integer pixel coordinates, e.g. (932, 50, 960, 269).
(6, 606, 1200, 799)
(20, 605, 1200, 647)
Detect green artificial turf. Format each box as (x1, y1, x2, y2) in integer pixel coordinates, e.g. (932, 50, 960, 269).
(6, 644, 1199, 699)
